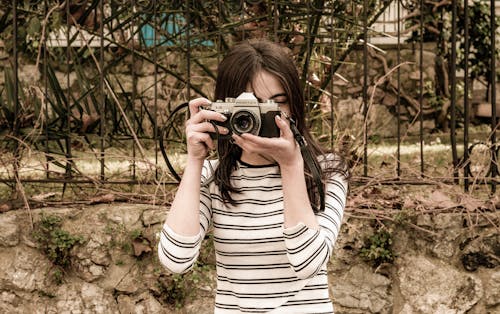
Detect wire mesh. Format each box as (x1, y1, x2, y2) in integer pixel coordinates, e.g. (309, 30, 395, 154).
(0, 0, 498, 194)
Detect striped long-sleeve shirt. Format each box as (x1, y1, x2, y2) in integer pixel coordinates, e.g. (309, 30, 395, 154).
(158, 157, 348, 313)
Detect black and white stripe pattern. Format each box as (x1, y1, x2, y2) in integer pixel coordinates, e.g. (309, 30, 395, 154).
(158, 157, 348, 313)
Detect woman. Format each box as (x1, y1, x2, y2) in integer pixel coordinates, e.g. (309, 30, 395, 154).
(158, 39, 349, 313)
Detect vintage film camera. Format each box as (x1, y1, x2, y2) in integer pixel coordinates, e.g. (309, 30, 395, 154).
(205, 92, 281, 139)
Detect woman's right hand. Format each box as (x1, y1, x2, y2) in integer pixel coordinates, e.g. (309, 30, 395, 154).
(186, 98, 229, 161)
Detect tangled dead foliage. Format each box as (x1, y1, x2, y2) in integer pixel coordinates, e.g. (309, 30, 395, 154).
(346, 181, 499, 234)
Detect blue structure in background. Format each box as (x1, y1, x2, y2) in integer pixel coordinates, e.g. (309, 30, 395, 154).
(141, 13, 214, 47)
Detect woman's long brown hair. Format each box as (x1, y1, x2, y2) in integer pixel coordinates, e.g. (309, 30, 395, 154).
(212, 39, 347, 208)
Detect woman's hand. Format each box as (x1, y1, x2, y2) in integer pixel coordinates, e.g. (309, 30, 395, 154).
(232, 114, 302, 168)
(186, 98, 229, 161)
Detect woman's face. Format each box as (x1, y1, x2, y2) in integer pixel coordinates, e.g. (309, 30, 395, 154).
(246, 70, 290, 116)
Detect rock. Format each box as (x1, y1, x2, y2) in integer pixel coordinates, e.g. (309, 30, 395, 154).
(117, 295, 136, 314)
(54, 285, 84, 313)
(81, 282, 118, 312)
(431, 240, 456, 259)
(0, 291, 19, 314)
(369, 68, 379, 76)
(332, 263, 392, 313)
(74, 258, 103, 282)
(90, 240, 111, 266)
(347, 86, 363, 95)
(138, 76, 162, 98)
(434, 213, 462, 229)
(429, 214, 463, 259)
(54, 282, 119, 313)
(105, 204, 144, 230)
(0, 247, 51, 292)
(335, 97, 364, 134)
(0, 213, 19, 246)
(407, 119, 436, 133)
(416, 214, 433, 227)
(54, 70, 77, 90)
(108, 74, 134, 93)
(367, 86, 385, 103)
(398, 255, 482, 313)
(100, 257, 135, 289)
(485, 271, 500, 307)
(382, 92, 398, 107)
(115, 271, 140, 294)
(88, 264, 106, 277)
(143, 207, 167, 226)
(332, 86, 343, 95)
(134, 292, 165, 314)
(18, 65, 40, 84)
(461, 232, 500, 271)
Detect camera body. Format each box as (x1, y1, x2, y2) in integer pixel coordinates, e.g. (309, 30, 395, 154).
(205, 92, 281, 139)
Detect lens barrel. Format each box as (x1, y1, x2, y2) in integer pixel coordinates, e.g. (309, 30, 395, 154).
(231, 110, 260, 135)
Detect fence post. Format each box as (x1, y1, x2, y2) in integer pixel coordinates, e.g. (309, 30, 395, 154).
(463, 0, 471, 191)
(489, 0, 498, 194)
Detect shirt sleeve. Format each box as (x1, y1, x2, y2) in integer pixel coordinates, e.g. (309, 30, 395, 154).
(157, 160, 214, 274)
(283, 172, 348, 279)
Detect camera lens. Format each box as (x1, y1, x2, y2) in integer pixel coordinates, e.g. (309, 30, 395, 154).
(231, 110, 259, 135)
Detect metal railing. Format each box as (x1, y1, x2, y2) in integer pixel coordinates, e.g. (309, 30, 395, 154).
(0, 0, 498, 194)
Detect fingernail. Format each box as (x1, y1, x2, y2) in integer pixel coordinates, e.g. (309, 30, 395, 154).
(220, 114, 227, 121)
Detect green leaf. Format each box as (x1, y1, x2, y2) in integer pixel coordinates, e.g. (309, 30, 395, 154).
(27, 17, 41, 36)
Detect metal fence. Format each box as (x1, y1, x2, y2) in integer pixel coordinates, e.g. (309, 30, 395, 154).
(0, 0, 498, 195)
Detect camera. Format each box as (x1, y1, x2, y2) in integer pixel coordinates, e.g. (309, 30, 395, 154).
(205, 92, 281, 138)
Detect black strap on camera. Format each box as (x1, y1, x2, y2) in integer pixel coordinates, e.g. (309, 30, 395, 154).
(159, 102, 190, 182)
(287, 115, 325, 213)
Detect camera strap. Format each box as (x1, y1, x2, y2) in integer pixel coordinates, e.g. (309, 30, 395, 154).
(287, 116, 325, 213)
(159, 102, 190, 182)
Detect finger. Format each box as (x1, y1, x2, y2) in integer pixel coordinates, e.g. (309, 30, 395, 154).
(189, 121, 229, 135)
(275, 115, 293, 139)
(232, 134, 251, 150)
(239, 133, 275, 149)
(188, 132, 215, 150)
(189, 109, 228, 125)
(188, 98, 210, 116)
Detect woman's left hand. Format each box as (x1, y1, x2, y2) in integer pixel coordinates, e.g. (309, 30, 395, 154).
(232, 114, 302, 168)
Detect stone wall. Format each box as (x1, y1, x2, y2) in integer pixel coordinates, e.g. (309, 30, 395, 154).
(0, 200, 498, 313)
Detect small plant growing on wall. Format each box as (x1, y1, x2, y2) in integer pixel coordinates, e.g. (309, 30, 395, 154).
(154, 261, 213, 310)
(152, 234, 215, 309)
(32, 214, 84, 283)
(360, 227, 395, 267)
